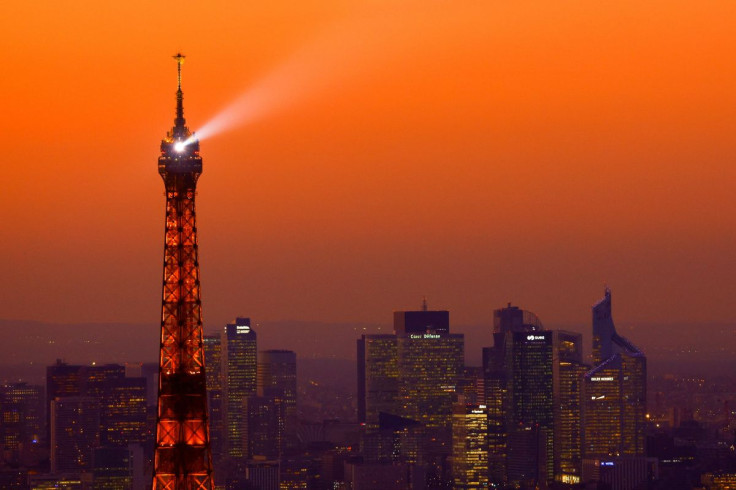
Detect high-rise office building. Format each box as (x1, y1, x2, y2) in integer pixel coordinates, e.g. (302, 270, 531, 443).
(223, 317, 257, 458)
(584, 288, 647, 460)
(92, 446, 133, 490)
(554, 331, 587, 485)
(46, 362, 125, 451)
(204, 333, 224, 462)
(505, 330, 555, 486)
(50, 396, 100, 474)
(357, 307, 463, 460)
(484, 304, 588, 488)
(258, 349, 297, 456)
(257, 350, 297, 424)
(357, 335, 399, 428)
(484, 301, 545, 486)
(202, 332, 225, 465)
(100, 376, 148, 447)
(451, 400, 489, 489)
(0, 383, 43, 465)
(244, 395, 283, 460)
(396, 329, 464, 431)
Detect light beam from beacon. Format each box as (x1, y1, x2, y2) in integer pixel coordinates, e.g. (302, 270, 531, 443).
(183, 2, 443, 147)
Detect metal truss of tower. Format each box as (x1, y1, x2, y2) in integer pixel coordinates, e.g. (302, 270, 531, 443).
(152, 54, 214, 490)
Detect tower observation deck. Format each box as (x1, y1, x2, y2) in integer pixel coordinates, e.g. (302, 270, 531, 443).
(152, 54, 214, 490)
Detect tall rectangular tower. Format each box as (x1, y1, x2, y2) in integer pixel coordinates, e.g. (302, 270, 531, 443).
(222, 317, 257, 458)
(152, 54, 214, 489)
(357, 334, 399, 427)
(204, 333, 224, 463)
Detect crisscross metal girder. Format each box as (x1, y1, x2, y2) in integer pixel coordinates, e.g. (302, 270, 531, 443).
(153, 170, 213, 490)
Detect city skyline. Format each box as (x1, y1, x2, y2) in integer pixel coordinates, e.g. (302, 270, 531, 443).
(2, 1, 735, 332)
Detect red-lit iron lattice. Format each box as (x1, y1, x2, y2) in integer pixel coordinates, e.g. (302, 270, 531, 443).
(152, 54, 214, 490)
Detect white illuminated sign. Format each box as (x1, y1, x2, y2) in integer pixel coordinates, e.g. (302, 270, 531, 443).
(236, 325, 251, 334)
(590, 376, 614, 382)
(526, 335, 545, 341)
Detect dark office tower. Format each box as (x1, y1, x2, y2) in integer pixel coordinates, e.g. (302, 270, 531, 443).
(584, 288, 647, 460)
(451, 400, 489, 489)
(223, 317, 257, 458)
(92, 446, 133, 489)
(50, 396, 100, 474)
(553, 331, 587, 486)
(0, 383, 43, 464)
(394, 309, 449, 335)
(505, 330, 555, 487)
(493, 304, 544, 334)
(152, 54, 214, 489)
(484, 303, 543, 487)
(244, 396, 282, 460)
(204, 333, 224, 462)
(482, 346, 507, 485)
(46, 362, 125, 448)
(257, 350, 297, 419)
(100, 377, 148, 446)
(258, 349, 297, 452)
(357, 335, 398, 427)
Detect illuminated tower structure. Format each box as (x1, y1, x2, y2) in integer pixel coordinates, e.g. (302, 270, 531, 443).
(152, 54, 214, 489)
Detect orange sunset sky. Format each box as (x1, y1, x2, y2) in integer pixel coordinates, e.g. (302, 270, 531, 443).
(1, 1, 735, 333)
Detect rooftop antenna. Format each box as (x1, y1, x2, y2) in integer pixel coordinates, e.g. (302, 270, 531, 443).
(421, 296, 428, 312)
(173, 53, 186, 133)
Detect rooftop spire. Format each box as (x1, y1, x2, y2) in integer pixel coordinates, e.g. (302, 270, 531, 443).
(173, 53, 186, 133)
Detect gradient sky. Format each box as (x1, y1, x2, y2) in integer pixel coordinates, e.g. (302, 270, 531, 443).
(1, 1, 735, 333)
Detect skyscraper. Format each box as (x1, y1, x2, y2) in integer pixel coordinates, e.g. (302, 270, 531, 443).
(396, 328, 464, 431)
(0, 383, 43, 465)
(243, 395, 283, 460)
(204, 333, 224, 462)
(50, 396, 100, 474)
(257, 349, 297, 456)
(222, 317, 257, 458)
(451, 400, 489, 489)
(46, 361, 125, 449)
(257, 350, 297, 424)
(100, 376, 148, 447)
(484, 304, 589, 487)
(505, 330, 555, 486)
(584, 288, 647, 460)
(152, 54, 214, 489)
(554, 331, 587, 485)
(357, 334, 398, 428)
